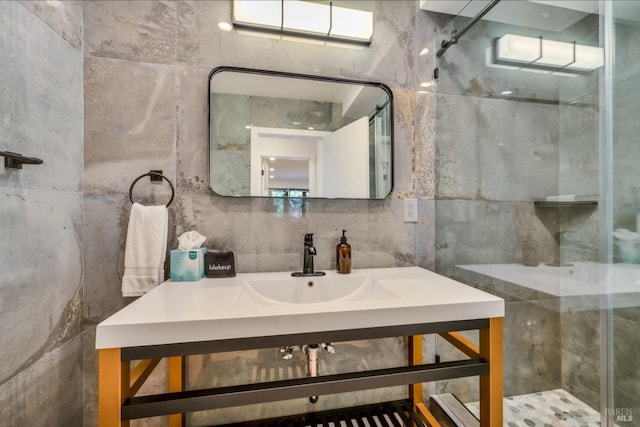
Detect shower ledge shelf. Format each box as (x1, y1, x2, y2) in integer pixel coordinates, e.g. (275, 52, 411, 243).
(534, 200, 598, 207)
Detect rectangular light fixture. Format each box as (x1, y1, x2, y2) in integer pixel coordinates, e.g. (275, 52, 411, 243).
(233, 0, 373, 46)
(496, 34, 603, 72)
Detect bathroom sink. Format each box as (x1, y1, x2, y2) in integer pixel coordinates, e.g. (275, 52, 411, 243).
(244, 274, 397, 304)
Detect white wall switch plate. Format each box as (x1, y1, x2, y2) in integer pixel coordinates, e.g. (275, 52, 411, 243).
(404, 199, 418, 223)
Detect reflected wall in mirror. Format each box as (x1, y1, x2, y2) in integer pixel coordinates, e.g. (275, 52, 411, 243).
(209, 67, 393, 199)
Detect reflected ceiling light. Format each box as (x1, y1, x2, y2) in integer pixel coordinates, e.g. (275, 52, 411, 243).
(496, 34, 603, 72)
(420, 81, 433, 88)
(500, 90, 513, 95)
(232, 0, 373, 46)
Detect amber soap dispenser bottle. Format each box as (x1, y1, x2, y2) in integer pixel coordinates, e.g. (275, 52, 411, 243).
(336, 229, 352, 274)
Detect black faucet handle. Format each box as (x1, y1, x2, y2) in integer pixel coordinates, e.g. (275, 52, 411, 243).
(304, 233, 314, 243)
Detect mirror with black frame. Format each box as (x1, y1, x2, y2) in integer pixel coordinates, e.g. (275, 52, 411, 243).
(208, 67, 393, 199)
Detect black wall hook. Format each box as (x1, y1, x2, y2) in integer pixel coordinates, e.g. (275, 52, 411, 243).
(0, 151, 44, 169)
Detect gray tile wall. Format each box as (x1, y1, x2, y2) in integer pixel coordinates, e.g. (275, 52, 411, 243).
(81, 1, 438, 426)
(0, 1, 84, 425)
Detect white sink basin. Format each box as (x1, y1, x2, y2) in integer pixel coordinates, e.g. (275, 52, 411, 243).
(244, 274, 398, 304)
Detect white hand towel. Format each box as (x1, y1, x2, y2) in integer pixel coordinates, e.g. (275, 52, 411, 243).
(121, 202, 168, 297)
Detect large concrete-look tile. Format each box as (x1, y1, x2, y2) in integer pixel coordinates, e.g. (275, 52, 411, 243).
(177, 66, 212, 196)
(0, 1, 83, 192)
(84, 57, 177, 196)
(435, 200, 557, 274)
(18, 0, 83, 51)
(0, 336, 83, 425)
(84, 0, 176, 64)
(436, 94, 559, 201)
(178, 195, 415, 274)
(561, 308, 601, 410)
(0, 188, 82, 384)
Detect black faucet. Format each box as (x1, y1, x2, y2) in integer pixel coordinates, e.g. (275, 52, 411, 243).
(292, 233, 326, 277)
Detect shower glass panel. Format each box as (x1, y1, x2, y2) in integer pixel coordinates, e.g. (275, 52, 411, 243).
(430, 0, 640, 424)
(609, 1, 640, 424)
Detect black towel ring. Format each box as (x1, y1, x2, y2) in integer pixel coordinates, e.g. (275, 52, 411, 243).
(128, 170, 174, 207)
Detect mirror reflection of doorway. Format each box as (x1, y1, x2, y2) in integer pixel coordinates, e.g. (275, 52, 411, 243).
(261, 157, 310, 197)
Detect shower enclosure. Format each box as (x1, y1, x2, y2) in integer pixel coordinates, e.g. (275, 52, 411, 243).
(431, 0, 640, 425)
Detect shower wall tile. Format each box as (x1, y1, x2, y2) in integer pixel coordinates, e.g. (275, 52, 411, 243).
(0, 336, 83, 426)
(18, 0, 83, 51)
(83, 0, 177, 64)
(436, 93, 559, 201)
(84, 57, 177, 196)
(560, 308, 601, 411)
(434, 18, 560, 102)
(613, 311, 640, 423)
(0, 1, 83, 193)
(612, 75, 640, 233)
(1, 1, 84, 424)
(503, 300, 561, 396)
(435, 200, 557, 276)
(559, 206, 600, 263)
(0, 188, 83, 385)
(434, 14, 601, 104)
(558, 92, 600, 199)
(614, 21, 640, 86)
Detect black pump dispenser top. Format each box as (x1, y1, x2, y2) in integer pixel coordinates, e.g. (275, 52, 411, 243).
(340, 230, 348, 244)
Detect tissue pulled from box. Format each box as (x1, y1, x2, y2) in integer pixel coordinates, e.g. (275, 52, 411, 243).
(178, 230, 206, 250)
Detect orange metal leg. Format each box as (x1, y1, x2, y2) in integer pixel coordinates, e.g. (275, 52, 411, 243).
(409, 335, 423, 406)
(479, 317, 503, 427)
(168, 356, 184, 427)
(98, 348, 130, 427)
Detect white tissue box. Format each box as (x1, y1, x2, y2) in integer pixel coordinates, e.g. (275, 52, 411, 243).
(170, 248, 206, 281)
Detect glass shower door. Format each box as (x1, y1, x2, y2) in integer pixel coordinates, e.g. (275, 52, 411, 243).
(429, 0, 636, 425)
(605, 1, 640, 424)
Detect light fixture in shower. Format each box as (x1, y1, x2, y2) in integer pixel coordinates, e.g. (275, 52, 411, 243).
(232, 0, 373, 46)
(495, 34, 604, 72)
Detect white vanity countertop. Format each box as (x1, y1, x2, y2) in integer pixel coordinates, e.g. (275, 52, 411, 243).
(96, 266, 504, 349)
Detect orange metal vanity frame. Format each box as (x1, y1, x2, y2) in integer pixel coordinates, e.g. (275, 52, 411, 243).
(98, 317, 502, 426)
